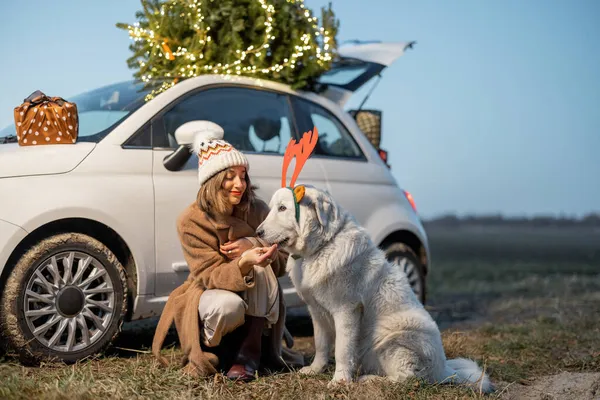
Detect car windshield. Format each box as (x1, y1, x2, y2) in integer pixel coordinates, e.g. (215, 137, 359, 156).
(0, 80, 154, 143)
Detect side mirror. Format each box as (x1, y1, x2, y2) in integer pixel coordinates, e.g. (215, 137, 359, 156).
(163, 144, 193, 172)
(348, 109, 382, 149)
(173, 126, 195, 147)
(174, 120, 224, 146)
(163, 120, 225, 172)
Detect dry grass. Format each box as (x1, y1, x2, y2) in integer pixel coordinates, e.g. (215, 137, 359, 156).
(0, 356, 489, 400)
(2, 310, 598, 400)
(443, 306, 600, 383)
(1, 226, 599, 399)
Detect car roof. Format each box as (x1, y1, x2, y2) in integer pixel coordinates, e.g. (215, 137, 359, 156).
(161, 74, 299, 97)
(100, 74, 345, 146)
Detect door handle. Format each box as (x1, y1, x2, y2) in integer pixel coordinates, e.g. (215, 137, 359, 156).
(172, 262, 190, 272)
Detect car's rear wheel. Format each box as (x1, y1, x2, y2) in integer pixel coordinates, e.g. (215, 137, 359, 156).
(383, 242, 426, 304)
(0, 233, 128, 364)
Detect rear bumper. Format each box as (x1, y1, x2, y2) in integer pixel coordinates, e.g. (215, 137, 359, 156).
(0, 219, 28, 277)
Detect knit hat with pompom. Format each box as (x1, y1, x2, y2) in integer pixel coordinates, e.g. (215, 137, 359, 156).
(183, 120, 249, 186)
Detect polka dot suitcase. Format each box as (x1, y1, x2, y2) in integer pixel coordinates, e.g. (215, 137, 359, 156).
(13, 90, 78, 146)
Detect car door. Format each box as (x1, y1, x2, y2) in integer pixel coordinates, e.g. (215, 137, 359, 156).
(290, 96, 393, 232)
(151, 85, 327, 297)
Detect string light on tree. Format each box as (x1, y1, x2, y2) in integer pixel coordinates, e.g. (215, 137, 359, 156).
(117, 0, 339, 101)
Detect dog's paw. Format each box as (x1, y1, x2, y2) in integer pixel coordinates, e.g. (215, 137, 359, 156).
(358, 374, 384, 383)
(299, 365, 324, 375)
(328, 370, 353, 387)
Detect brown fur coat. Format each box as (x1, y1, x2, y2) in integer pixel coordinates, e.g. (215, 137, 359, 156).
(151, 197, 304, 376)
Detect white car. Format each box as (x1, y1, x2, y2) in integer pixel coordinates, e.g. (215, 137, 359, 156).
(0, 41, 430, 363)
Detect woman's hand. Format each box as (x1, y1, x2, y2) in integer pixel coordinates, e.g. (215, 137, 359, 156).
(238, 244, 278, 275)
(220, 238, 254, 260)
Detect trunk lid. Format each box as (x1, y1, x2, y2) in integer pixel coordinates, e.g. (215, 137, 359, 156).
(316, 41, 416, 106)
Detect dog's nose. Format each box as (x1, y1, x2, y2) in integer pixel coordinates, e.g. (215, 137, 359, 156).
(256, 228, 265, 238)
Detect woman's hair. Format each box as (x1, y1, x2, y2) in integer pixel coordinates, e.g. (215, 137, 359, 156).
(197, 168, 256, 218)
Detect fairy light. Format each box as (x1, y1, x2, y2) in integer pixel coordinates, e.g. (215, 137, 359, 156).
(124, 0, 335, 100)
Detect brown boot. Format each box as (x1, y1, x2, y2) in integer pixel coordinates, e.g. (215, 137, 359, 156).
(226, 316, 265, 382)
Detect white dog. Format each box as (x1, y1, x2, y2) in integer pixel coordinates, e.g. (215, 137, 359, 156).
(256, 185, 493, 393)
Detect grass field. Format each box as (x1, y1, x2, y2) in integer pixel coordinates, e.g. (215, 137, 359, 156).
(1, 226, 599, 399)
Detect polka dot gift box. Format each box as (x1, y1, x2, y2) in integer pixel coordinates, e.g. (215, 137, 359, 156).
(13, 90, 78, 146)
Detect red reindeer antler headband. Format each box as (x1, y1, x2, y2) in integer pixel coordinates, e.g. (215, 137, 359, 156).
(281, 126, 319, 188)
(281, 127, 319, 221)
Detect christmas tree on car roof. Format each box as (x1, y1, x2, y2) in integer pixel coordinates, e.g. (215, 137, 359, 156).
(116, 0, 340, 101)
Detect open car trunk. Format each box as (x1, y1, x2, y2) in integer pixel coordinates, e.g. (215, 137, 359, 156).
(316, 41, 416, 107)
(314, 41, 416, 161)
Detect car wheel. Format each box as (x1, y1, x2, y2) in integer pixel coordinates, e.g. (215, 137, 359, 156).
(383, 242, 426, 304)
(0, 233, 128, 364)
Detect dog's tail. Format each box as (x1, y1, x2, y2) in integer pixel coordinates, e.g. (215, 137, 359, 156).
(442, 358, 494, 394)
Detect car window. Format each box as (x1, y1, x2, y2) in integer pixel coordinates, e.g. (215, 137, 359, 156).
(156, 87, 294, 154)
(292, 98, 364, 159)
(123, 122, 152, 148)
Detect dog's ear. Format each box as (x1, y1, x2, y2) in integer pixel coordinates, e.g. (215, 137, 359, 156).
(315, 199, 332, 227)
(311, 193, 335, 227)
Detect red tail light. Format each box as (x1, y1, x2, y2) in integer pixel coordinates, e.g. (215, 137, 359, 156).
(378, 149, 390, 168)
(404, 190, 417, 213)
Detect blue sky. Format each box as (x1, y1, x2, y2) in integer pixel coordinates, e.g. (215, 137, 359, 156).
(1, 0, 598, 218)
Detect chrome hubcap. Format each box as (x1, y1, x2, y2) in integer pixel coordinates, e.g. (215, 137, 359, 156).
(389, 254, 423, 300)
(23, 251, 115, 353)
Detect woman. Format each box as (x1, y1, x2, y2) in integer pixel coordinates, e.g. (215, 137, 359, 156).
(152, 121, 304, 381)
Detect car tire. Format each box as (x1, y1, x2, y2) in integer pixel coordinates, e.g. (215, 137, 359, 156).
(0, 233, 128, 365)
(382, 242, 427, 304)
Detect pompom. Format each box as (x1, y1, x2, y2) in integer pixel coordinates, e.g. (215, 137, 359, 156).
(183, 121, 224, 155)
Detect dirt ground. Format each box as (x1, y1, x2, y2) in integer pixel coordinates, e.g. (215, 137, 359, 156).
(498, 371, 600, 400)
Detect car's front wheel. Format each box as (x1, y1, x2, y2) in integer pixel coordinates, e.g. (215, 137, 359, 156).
(0, 233, 128, 364)
(383, 242, 426, 304)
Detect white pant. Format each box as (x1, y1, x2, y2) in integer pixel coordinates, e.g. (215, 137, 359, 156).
(198, 265, 280, 347)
